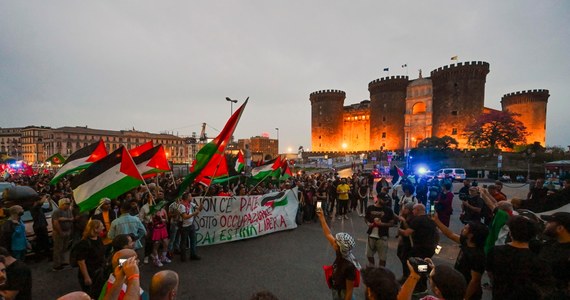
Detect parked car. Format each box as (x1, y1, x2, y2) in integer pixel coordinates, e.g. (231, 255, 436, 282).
(1, 186, 57, 252)
(435, 168, 466, 182)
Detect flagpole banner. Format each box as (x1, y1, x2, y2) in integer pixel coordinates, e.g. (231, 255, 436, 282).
(193, 187, 299, 246)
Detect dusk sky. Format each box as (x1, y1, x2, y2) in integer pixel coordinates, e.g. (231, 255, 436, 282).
(1, 1, 569, 152)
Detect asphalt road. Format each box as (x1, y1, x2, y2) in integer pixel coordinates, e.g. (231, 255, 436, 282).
(30, 181, 530, 300)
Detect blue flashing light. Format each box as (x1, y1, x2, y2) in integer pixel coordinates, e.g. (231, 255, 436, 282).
(418, 167, 427, 174)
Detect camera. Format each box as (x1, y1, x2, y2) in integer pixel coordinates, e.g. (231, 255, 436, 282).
(408, 257, 431, 274)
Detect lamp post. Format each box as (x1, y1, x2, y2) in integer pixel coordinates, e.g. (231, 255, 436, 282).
(275, 128, 279, 154)
(225, 97, 238, 116)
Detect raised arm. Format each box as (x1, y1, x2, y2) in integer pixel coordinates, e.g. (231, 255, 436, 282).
(432, 213, 460, 244)
(317, 209, 336, 248)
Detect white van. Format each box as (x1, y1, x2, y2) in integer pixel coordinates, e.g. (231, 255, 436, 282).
(435, 168, 466, 181)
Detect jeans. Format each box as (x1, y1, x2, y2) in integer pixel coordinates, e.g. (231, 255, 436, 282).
(338, 200, 348, 216)
(168, 222, 180, 252)
(180, 224, 197, 260)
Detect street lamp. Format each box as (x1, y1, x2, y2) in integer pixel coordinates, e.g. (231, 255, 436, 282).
(225, 97, 238, 116)
(275, 128, 279, 154)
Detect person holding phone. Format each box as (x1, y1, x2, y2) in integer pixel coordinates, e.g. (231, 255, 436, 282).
(399, 258, 467, 300)
(316, 206, 360, 300)
(365, 197, 395, 267)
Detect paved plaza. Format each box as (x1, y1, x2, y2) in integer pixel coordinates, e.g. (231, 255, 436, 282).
(31, 181, 530, 299)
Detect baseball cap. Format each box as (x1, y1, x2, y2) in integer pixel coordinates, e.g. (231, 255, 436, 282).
(541, 212, 570, 231)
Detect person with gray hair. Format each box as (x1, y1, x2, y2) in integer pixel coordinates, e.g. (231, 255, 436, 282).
(149, 270, 179, 300)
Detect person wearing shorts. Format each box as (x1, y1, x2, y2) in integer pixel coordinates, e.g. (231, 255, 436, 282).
(365, 197, 395, 267)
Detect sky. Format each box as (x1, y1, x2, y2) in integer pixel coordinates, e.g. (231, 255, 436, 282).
(1, 1, 569, 152)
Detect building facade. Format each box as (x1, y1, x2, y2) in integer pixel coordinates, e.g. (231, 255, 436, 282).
(3, 126, 188, 164)
(310, 61, 549, 152)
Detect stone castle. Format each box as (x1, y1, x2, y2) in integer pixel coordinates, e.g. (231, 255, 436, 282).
(310, 61, 549, 152)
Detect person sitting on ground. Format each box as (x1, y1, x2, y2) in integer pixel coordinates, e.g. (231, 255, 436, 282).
(361, 266, 399, 300)
(149, 270, 179, 300)
(399, 258, 466, 300)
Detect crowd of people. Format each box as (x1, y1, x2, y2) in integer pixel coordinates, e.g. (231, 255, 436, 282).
(0, 167, 569, 299)
(315, 169, 570, 300)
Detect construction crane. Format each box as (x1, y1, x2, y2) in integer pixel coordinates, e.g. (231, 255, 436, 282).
(199, 122, 208, 143)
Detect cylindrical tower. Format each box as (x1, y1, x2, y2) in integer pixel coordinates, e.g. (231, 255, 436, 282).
(430, 61, 490, 148)
(310, 89, 346, 152)
(501, 89, 549, 146)
(368, 76, 409, 151)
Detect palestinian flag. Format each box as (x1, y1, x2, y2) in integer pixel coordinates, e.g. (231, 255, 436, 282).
(251, 157, 280, 180)
(195, 153, 229, 186)
(50, 140, 107, 185)
(71, 147, 144, 212)
(177, 99, 248, 196)
(280, 159, 293, 180)
(133, 145, 171, 178)
(129, 141, 154, 157)
(259, 190, 289, 208)
(235, 150, 245, 173)
(46, 153, 65, 165)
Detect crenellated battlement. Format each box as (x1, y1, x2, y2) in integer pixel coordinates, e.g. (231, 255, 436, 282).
(430, 61, 490, 77)
(310, 89, 346, 97)
(502, 89, 550, 100)
(368, 76, 409, 87)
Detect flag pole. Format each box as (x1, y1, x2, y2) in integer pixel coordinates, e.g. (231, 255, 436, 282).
(203, 153, 226, 196)
(169, 171, 177, 189)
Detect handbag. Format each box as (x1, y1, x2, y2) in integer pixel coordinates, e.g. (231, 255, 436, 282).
(323, 264, 361, 289)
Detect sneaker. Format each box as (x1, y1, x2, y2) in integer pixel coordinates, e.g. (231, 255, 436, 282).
(161, 255, 172, 264)
(344, 215, 349, 220)
(143, 256, 149, 264)
(153, 258, 163, 267)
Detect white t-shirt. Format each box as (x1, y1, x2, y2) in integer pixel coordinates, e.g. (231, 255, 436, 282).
(178, 201, 197, 227)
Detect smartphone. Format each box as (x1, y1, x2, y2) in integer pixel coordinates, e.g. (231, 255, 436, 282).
(417, 264, 428, 273)
(118, 258, 127, 267)
(316, 201, 322, 209)
(435, 245, 442, 255)
(430, 204, 435, 216)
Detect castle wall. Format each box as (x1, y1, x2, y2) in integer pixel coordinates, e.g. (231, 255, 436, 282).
(310, 90, 345, 152)
(343, 106, 370, 151)
(501, 89, 549, 146)
(405, 78, 433, 150)
(430, 61, 489, 148)
(368, 76, 409, 151)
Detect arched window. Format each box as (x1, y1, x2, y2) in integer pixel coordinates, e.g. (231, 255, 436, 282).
(412, 102, 426, 114)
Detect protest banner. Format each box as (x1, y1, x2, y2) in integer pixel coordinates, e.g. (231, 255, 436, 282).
(193, 187, 299, 246)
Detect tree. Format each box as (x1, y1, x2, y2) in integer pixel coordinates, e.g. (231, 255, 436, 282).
(417, 136, 459, 150)
(464, 110, 528, 150)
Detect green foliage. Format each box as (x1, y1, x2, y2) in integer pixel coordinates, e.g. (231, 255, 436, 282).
(417, 136, 459, 150)
(464, 110, 528, 150)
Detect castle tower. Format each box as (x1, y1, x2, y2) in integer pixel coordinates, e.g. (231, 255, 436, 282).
(368, 76, 409, 150)
(404, 74, 433, 151)
(430, 61, 490, 148)
(501, 89, 549, 146)
(310, 90, 346, 152)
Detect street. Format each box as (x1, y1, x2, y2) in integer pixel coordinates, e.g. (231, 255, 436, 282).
(30, 181, 530, 299)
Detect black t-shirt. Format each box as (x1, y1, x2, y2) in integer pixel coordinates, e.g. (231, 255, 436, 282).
(408, 215, 437, 248)
(0, 260, 32, 300)
(463, 196, 485, 222)
(486, 244, 553, 299)
(455, 239, 485, 299)
(538, 240, 570, 290)
(75, 237, 106, 276)
(365, 205, 395, 237)
(331, 253, 356, 290)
